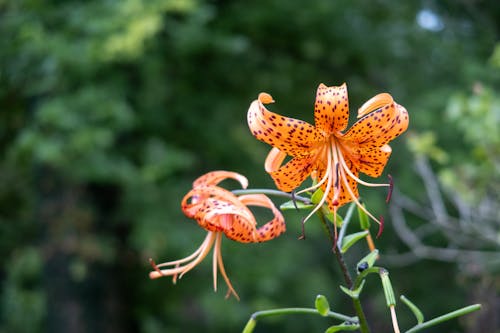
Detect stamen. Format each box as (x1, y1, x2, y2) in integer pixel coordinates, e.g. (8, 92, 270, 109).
(338, 166, 382, 226)
(215, 233, 240, 300)
(212, 234, 219, 292)
(337, 148, 390, 188)
(386, 174, 394, 203)
(149, 258, 165, 276)
(376, 215, 385, 239)
(300, 145, 334, 225)
(332, 209, 338, 252)
(154, 232, 213, 267)
(298, 217, 306, 240)
(149, 232, 216, 280)
(295, 146, 329, 196)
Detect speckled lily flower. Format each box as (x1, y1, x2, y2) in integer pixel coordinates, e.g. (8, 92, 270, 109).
(149, 171, 285, 300)
(247, 83, 409, 234)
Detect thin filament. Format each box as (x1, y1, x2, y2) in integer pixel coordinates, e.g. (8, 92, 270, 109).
(338, 166, 382, 225)
(155, 232, 213, 267)
(149, 232, 216, 279)
(301, 145, 333, 223)
(215, 232, 240, 300)
(337, 147, 389, 188)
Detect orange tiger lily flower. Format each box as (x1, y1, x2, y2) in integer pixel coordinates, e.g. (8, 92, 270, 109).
(247, 83, 409, 235)
(149, 170, 285, 300)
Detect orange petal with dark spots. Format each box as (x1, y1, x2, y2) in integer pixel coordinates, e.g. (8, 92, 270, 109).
(345, 145, 392, 178)
(264, 147, 287, 173)
(267, 155, 318, 192)
(248, 94, 322, 157)
(232, 194, 285, 242)
(193, 170, 248, 189)
(342, 100, 409, 148)
(314, 83, 350, 134)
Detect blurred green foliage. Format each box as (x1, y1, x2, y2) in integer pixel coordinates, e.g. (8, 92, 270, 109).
(0, 0, 499, 332)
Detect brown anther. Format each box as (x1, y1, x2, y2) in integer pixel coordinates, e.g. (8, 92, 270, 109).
(149, 258, 165, 277)
(298, 217, 306, 240)
(386, 174, 394, 203)
(376, 215, 385, 238)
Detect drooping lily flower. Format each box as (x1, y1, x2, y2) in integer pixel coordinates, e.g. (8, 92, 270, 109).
(247, 83, 409, 236)
(149, 170, 285, 300)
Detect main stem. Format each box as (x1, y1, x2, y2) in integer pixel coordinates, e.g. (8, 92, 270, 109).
(317, 209, 371, 333)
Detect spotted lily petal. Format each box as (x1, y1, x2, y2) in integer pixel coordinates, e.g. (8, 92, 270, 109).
(193, 170, 248, 189)
(267, 155, 318, 192)
(314, 83, 350, 134)
(225, 194, 285, 242)
(248, 93, 322, 157)
(343, 96, 409, 147)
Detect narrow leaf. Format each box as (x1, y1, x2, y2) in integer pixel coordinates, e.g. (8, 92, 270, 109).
(280, 200, 314, 210)
(401, 295, 424, 324)
(325, 322, 360, 333)
(340, 230, 369, 253)
(357, 203, 370, 230)
(339, 280, 366, 299)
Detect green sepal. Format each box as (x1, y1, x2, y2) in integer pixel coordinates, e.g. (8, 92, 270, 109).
(324, 322, 360, 332)
(357, 203, 370, 230)
(356, 249, 379, 273)
(280, 200, 314, 210)
(340, 230, 369, 253)
(339, 280, 366, 299)
(401, 295, 424, 324)
(315, 294, 330, 316)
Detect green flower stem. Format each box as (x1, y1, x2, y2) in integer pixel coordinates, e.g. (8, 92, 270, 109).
(354, 267, 381, 290)
(231, 188, 312, 204)
(405, 304, 481, 333)
(316, 211, 353, 288)
(352, 298, 371, 333)
(242, 308, 358, 332)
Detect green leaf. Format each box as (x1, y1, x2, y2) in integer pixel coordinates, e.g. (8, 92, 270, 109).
(280, 200, 314, 210)
(315, 295, 330, 316)
(401, 295, 425, 324)
(357, 203, 370, 230)
(311, 188, 324, 204)
(339, 280, 365, 299)
(340, 230, 369, 253)
(325, 322, 360, 332)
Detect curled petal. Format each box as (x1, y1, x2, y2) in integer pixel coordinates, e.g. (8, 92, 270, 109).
(182, 186, 243, 219)
(314, 83, 350, 134)
(357, 93, 393, 118)
(248, 93, 322, 157)
(342, 99, 409, 147)
(193, 170, 248, 189)
(238, 194, 286, 242)
(265, 147, 287, 173)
